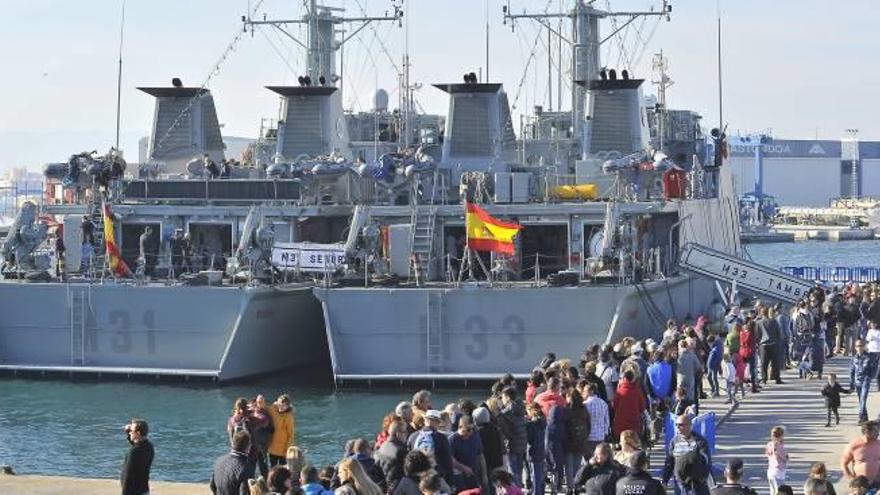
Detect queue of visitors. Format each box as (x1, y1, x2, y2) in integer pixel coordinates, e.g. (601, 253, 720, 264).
(201, 308, 785, 495)
(117, 282, 880, 495)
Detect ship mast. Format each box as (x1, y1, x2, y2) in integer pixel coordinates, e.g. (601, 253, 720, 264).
(651, 51, 673, 151)
(503, 0, 671, 157)
(114, 0, 127, 151)
(401, 1, 410, 148)
(243, 0, 402, 98)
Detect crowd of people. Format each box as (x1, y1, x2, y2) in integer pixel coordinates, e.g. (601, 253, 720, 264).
(744, 282, 880, 423)
(115, 282, 880, 495)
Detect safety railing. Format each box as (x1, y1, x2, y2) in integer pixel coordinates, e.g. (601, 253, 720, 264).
(781, 266, 880, 284)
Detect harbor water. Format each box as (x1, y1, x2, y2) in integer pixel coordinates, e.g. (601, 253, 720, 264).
(1, 240, 878, 482)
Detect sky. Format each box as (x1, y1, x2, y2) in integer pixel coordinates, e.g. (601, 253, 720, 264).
(1, 0, 878, 170)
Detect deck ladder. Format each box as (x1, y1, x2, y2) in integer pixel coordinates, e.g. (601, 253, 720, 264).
(426, 290, 444, 372)
(409, 205, 436, 284)
(69, 290, 85, 365)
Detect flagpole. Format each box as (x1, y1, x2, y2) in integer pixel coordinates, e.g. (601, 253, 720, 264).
(458, 203, 467, 285)
(473, 248, 492, 286)
(466, 202, 474, 281)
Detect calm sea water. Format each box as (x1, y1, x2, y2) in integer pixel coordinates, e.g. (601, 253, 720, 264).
(1, 240, 879, 482)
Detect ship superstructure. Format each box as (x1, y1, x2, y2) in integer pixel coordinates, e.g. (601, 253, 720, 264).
(308, 0, 742, 383)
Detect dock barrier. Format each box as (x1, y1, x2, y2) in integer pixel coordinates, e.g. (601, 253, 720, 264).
(781, 266, 880, 283)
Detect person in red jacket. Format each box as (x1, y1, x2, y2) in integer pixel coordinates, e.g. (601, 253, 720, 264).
(535, 377, 567, 418)
(662, 165, 688, 200)
(525, 369, 544, 404)
(739, 320, 760, 393)
(612, 370, 647, 438)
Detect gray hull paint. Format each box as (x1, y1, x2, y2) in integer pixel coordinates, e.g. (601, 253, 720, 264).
(314, 276, 715, 379)
(0, 282, 326, 381)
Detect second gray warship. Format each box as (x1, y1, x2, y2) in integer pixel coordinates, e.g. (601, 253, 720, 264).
(311, 0, 746, 383)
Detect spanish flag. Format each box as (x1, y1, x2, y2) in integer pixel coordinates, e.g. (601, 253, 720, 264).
(465, 202, 522, 255)
(102, 202, 132, 277)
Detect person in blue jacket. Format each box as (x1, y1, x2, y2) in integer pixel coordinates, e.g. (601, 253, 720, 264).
(525, 401, 547, 495)
(647, 351, 674, 405)
(545, 397, 568, 492)
(707, 335, 724, 398)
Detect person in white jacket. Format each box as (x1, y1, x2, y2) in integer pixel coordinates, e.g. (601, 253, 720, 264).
(866, 321, 880, 389)
(721, 353, 738, 404)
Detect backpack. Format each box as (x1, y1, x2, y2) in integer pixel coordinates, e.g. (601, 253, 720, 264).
(648, 362, 672, 399)
(739, 330, 754, 359)
(414, 429, 436, 455)
(564, 407, 591, 454)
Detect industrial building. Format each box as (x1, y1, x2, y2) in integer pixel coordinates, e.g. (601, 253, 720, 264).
(728, 137, 880, 206)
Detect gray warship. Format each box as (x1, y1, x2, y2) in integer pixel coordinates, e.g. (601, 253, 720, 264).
(0, 0, 417, 382)
(0, 81, 335, 381)
(312, 0, 746, 383)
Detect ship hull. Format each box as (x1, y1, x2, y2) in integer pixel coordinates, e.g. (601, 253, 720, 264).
(314, 275, 716, 381)
(0, 282, 326, 382)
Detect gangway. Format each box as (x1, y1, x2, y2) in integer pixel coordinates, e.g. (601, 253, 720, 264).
(678, 243, 814, 304)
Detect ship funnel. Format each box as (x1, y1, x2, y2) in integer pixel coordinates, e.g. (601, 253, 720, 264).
(433, 82, 516, 165)
(137, 86, 225, 173)
(582, 77, 649, 158)
(266, 86, 352, 162)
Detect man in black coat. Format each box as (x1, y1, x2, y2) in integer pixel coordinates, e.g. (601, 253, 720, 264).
(757, 307, 783, 384)
(473, 407, 504, 475)
(375, 420, 409, 492)
(211, 430, 256, 495)
(838, 295, 861, 356)
(121, 419, 154, 495)
(575, 443, 625, 495)
(616, 451, 665, 495)
(353, 437, 387, 492)
(498, 387, 528, 487)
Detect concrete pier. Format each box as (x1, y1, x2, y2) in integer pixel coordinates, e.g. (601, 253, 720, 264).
(0, 475, 205, 494)
(771, 225, 877, 241)
(647, 356, 869, 495)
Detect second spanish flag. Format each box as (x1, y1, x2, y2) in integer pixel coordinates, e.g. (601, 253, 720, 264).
(102, 202, 132, 278)
(465, 202, 522, 255)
